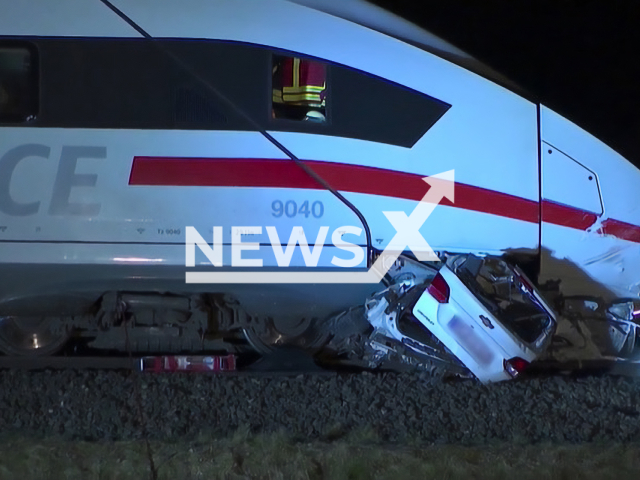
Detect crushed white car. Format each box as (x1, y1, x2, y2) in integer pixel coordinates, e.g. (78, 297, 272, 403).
(363, 254, 558, 383)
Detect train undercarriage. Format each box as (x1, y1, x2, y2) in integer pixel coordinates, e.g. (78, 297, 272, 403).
(0, 253, 638, 381)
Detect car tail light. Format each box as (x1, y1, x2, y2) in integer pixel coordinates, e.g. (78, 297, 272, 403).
(427, 272, 450, 303)
(504, 357, 529, 378)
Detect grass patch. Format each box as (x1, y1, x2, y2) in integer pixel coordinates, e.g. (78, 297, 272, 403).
(0, 433, 638, 479)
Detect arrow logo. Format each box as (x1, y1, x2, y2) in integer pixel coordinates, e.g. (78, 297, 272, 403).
(381, 170, 455, 262)
(368, 170, 454, 281)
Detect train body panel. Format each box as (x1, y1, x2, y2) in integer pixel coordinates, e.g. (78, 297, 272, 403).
(0, 128, 363, 247)
(539, 106, 640, 299)
(110, 0, 541, 202)
(0, 254, 378, 321)
(0, 0, 542, 304)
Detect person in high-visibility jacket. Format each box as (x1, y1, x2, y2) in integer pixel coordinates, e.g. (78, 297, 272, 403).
(272, 56, 326, 122)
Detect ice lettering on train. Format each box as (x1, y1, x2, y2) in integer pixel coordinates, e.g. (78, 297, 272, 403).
(0, 144, 105, 216)
(48, 146, 106, 216)
(0, 144, 50, 216)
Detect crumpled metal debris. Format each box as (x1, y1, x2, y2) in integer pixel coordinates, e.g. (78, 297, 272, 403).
(605, 299, 640, 359)
(548, 296, 640, 363)
(362, 331, 469, 377)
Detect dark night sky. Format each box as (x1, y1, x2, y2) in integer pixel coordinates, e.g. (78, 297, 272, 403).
(371, 0, 640, 164)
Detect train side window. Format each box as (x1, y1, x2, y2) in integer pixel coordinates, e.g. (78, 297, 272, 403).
(0, 44, 38, 123)
(24, 38, 447, 147)
(268, 48, 450, 147)
(272, 54, 327, 123)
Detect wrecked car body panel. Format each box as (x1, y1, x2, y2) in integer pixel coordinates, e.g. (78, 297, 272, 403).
(606, 300, 640, 358)
(547, 296, 640, 364)
(357, 254, 558, 383)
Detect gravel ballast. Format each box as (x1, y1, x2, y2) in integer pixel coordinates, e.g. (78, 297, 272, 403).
(0, 370, 638, 444)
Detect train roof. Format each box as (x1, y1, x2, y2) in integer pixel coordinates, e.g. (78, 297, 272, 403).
(0, 0, 528, 98)
(289, 0, 527, 95)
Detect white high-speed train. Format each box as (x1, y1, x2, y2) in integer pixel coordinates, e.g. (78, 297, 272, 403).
(0, 0, 638, 366)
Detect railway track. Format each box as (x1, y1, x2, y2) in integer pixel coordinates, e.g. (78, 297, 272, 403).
(0, 367, 639, 444)
(0, 350, 639, 382)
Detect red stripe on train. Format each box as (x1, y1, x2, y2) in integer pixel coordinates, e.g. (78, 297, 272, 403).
(129, 157, 539, 223)
(129, 157, 640, 243)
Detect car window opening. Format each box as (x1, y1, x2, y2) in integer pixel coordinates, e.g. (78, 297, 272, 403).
(455, 256, 551, 345)
(272, 54, 326, 123)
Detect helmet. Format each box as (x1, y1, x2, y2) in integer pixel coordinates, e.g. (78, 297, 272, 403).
(304, 110, 326, 122)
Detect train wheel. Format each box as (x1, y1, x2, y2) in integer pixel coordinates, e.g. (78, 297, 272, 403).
(0, 316, 71, 356)
(242, 316, 330, 355)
